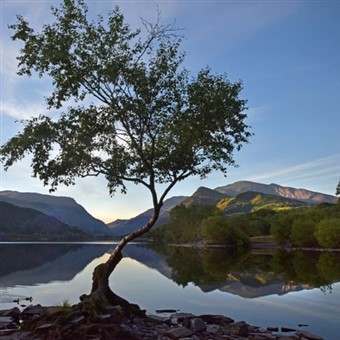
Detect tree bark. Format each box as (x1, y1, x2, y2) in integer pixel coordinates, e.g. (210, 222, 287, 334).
(84, 206, 161, 312)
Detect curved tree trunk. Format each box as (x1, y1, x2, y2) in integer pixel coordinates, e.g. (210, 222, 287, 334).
(83, 206, 161, 312)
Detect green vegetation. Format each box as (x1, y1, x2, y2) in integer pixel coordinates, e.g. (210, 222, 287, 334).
(149, 202, 340, 249)
(149, 205, 219, 244)
(314, 218, 340, 248)
(271, 204, 340, 248)
(55, 299, 72, 311)
(217, 191, 308, 214)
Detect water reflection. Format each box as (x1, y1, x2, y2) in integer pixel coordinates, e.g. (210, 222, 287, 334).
(1, 243, 339, 298)
(1, 243, 339, 339)
(149, 246, 340, 297)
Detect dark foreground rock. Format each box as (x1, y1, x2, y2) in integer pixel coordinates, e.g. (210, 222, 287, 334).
(0, 304, 324, 340)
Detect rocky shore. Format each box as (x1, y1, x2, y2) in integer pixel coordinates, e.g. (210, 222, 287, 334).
(0, 304, 324, 340)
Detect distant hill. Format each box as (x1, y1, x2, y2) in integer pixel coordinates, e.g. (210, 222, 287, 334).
(0, 201, 91, 241)
(107, 181, 336, 236)
(0, 191, 112, 236)
(107, 196, 186, 236)
(217, 191, 309, 214)
(181, 186, 228, 207)
(215, 181, 337, 205)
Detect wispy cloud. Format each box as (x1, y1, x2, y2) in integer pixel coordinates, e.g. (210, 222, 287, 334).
(248, 154, 340, 188)
(0, 100, 47, 120)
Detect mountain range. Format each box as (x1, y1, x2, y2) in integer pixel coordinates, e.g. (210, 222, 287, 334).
(0, 181, 336, 240)
(0, 202, 91, 241)
(0, 190, 112, 238)
(108, 181, 337, 236)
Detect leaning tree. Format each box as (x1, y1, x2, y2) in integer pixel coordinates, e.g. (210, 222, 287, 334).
(1, 0, 251, 309)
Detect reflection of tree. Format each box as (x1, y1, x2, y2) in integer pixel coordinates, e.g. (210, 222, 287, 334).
(155, 246, 340, 293)
(273, 250, 340, 288)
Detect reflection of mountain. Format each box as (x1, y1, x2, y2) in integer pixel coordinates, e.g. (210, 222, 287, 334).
(0, 244, 113, 287)
(123, 244, 172, 278)
(201, 271, 312, 298)
(129, 247, 340, 299)
(2, 244, 339, 300)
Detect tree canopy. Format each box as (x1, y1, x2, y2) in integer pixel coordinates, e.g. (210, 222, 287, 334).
(0, 0, 252, 308)
(1, 0, 251, 205)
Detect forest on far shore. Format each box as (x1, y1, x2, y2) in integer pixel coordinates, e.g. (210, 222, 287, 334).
(148, 202, 340, 250)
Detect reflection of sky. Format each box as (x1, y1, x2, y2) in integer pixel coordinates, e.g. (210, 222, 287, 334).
(2, 255, 340, 339)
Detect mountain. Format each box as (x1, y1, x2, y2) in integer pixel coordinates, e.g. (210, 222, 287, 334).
(215, 181, 337, 205)
(0, 190, 112, 236)
(107, 196, 186, 236)
(181, 186, 228, 207)
(217, 191, 309, 214)
(0, 201, 91, 241)
(107, 181, 336, 236)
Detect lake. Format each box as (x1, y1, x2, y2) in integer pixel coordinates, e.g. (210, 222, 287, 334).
(0, 242, 339, 339)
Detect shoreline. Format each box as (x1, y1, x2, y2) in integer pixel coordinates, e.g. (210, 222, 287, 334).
(0, 304, 324, 340)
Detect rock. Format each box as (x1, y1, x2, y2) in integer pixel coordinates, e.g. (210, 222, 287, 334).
(35, 323, 55, 331)
(206, 323, 220, 334)
(281, 327, 297, 332)
(0, 317, 14, 330)
(267, 326, 279, 332)
(22, 304, 45, 316)
(164, 326, 193, 339)
(229, 321, 249, 336)
(295, 330, 324, 340)
(156, 309, 178, 313)
(199, 314, 234, 325)
(189, 317, 206, 332)
(146, 314, 170, 324)
(0, 307, 21, 318)
(0, 304, 325, 340)
(71, 315, 86, 324)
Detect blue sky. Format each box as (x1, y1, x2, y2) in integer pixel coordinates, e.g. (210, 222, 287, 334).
(1, 0, 339, 223)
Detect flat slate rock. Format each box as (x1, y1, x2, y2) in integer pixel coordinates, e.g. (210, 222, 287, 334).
(164, 326, 194, 339)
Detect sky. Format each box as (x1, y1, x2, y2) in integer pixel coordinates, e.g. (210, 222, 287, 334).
(1, 0, 339, 223)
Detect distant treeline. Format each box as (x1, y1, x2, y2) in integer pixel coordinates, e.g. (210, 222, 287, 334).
(148, 202, 340, 249)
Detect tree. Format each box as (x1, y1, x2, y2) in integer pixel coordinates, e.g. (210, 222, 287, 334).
(314, 218, 340, 249)
(0, 0, 251, 310)
(290, 217, 318, 247)
(201, 215, 250, 249)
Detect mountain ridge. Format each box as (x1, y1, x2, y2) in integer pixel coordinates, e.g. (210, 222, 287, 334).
(108, 181, 336, 236)
(0, 201, 92, 241)
(0, 190, 112, 236)
(214, 181, 337, 205)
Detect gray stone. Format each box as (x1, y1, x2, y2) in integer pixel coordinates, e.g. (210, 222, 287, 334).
(229, 321, 249, 336)
(146, 314, 168, 323)
(267, 326, 279, 332)
(199, 314, 234, 325)
(71, 315, 86, 324)
(0, 307, 21, 318)
(281, 327, 297, 332)
(206, 323, 220, 334)
(22, 304, 45, 316)
(190, 317, 206, 332)
(164, 326, 193, 339)
(295, 331, 324, 340)
(35, 323, 55, 330)
(0, 316, 14, 329)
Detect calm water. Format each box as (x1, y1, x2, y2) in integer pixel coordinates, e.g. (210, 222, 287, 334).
(0, 243, 339, 339)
